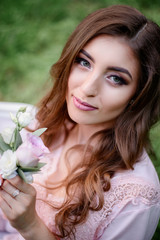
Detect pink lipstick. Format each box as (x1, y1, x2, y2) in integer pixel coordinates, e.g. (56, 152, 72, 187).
(73, 96, 98, 111)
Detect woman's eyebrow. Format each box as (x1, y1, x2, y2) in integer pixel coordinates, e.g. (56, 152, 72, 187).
(80, 50, 133, 80)
(80, 49, 95, 62)
(107, 66, 133, 80)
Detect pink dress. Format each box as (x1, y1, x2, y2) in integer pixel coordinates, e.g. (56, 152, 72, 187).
(0, 147, 160, 240)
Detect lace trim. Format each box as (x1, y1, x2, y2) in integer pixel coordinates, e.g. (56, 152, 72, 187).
(102, 176, 160, 216)
(33, 176, 160, 240)
(93, 176, 160, 239)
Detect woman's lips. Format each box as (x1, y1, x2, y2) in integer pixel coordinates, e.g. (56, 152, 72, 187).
(73, 96, 98, 111)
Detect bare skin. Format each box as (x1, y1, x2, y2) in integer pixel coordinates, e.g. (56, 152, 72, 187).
(0, 177, 57, 239)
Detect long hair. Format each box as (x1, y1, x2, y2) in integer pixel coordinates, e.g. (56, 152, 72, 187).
(36, 5, 160, 238)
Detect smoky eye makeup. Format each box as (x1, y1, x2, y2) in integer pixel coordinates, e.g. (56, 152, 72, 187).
(105, 73, 128, 86)
(75, 55, 91, 69)
(107, 66, 133, 81)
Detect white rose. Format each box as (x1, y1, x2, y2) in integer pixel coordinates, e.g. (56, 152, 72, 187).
(0, 150, 18, 179)
(1, 127, 15, 144)
(17, 111, 33, 128)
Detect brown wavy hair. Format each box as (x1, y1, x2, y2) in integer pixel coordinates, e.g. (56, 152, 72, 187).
(36, 5, 160, 238)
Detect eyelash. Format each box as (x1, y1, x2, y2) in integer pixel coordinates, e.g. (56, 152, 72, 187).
(75, 57, 128, 86)
(106, 75, 128, 86)
(75, 57, 91, 69)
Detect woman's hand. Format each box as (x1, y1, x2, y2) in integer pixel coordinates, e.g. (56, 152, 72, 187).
(0, 176, 38, 233)
(0, 176, 57, 240)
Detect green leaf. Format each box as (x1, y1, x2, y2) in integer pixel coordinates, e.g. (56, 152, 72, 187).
(32, 128, 47, 137)
(13, 128, 22, 151)
(0, 134, 11, 153)
(18, 106, 27, 113)
(37, 162, 46, 168)
(19, 162, 46, 172)
(20, 166, 40, 172)
(17, 168, 27, 183)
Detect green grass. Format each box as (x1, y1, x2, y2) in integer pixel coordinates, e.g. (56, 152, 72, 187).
(150, 123, 160, 240)
(150, 123, 160, 177)
(0, 0, 160, 238)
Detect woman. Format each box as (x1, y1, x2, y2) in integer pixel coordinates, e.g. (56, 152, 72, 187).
(0, 5, 160, 240)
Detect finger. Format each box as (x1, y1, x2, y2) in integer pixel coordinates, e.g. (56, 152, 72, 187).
(2, 180, 22, 200)
(0, 188, 26, 218)
(7, 176, 33, 194)
(0, 190, 24, 222)
(2, 177, 36, 204)
(0, 189, 13, 209)
(0, 195, 12, 220)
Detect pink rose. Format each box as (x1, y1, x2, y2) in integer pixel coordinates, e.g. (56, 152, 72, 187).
(16, 133, 50, 167)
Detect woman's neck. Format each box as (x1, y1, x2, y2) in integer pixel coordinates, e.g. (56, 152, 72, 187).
(72, 124, 108, 145)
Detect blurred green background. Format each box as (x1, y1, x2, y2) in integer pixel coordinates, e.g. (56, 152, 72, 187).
(0, 0, 160, 238)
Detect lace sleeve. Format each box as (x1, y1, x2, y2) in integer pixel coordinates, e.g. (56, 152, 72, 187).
(94, 175, 160, 240)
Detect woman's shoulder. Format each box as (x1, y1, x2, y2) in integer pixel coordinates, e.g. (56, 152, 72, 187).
(95, 153, 160, 240)
(113, 150, 159, 186)
(103, 150, 160, 210)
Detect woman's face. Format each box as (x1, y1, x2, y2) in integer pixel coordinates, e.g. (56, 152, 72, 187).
(66, 35, 139, 129)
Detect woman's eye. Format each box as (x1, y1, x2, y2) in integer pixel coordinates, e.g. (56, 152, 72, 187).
(75, 57, 91, 69)
(107, 75, 127, 86)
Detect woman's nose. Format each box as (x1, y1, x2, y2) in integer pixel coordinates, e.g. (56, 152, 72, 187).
(80, 72, 100, 97)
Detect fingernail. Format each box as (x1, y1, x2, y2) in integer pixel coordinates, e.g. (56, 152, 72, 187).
(0, 175, 3, 187)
